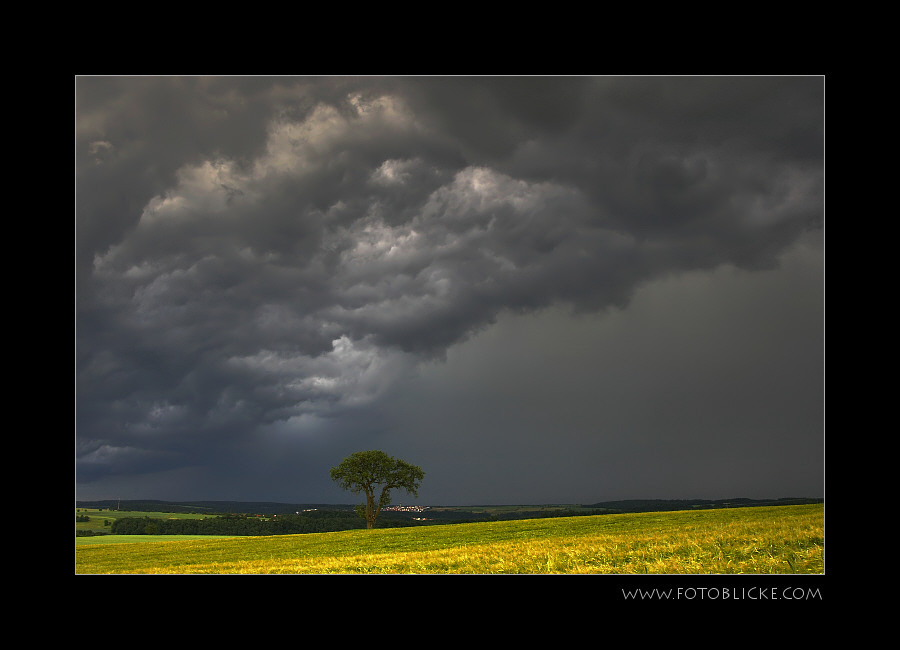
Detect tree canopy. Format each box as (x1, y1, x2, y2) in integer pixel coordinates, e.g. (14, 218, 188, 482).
(330, 450, 425, 529)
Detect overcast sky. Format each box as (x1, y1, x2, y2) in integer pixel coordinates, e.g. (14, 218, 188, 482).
(75, 76, 824, 506)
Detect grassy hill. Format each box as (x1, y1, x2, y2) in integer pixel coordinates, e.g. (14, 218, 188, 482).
(75, 503, 824, 574)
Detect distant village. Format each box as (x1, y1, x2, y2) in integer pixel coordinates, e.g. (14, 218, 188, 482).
(296, 504, 431, 519)
(383, 505, 432, 520)
(381, 505, 429, 513)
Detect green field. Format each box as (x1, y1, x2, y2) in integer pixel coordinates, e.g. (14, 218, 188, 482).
(75, 503, 824, 574)
(75, 508, 214, 535)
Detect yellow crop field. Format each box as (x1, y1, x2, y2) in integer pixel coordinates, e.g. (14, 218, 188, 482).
(75, 504, 823, 575)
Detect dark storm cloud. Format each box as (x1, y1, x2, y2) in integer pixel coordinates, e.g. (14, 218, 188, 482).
(382, 230, 824, 504)
(76, 76, 823, 501)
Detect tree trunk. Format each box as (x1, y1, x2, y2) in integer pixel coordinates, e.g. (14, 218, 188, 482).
(366, 492, 376, 529)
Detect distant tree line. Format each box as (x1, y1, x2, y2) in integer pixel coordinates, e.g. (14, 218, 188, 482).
(109, 510, 429, 536)
(76, 500, 356, 515)
(83, 502, 815, 538)
(582, 497, 824, 513)
(107, 507, 622, 536)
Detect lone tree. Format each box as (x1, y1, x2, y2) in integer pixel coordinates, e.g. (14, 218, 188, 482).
(330, 450, 425, 529)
